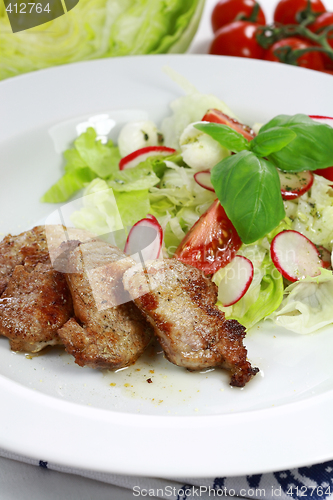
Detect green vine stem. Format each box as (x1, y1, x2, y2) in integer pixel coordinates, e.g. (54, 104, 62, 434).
(256, 23, 333, 65)
(236, 2, 261, 23)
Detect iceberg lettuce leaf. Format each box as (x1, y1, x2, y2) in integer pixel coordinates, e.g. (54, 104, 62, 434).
(269, 269, 333, 334)
(108, 164, 160, 192)
(40, 168, 96, 203)
(42, 128, 120, 203)
(74, 128, 120, 178)
(0, 0, 205, 81)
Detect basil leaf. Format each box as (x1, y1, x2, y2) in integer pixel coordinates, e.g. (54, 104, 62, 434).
(194, 123, 250, 153)
(260, 114, 313, 130)
(211, 151, 285, 244)
(250, 127, 296, 157)
(260, 114, 333, 172)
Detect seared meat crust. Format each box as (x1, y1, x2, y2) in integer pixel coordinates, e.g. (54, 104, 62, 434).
(0, 226, 49, 295)
(0, 262, 73, 352)
(58, 240, 153, 369)
(123, 259, 258, 387)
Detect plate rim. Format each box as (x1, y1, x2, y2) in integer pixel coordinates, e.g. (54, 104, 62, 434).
(1, 54, 333, 477)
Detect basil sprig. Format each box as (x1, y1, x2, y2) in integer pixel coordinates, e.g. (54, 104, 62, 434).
(211, 151, 285, 244)
(261, 114, 333, 172)
(194, 115, 333, 244)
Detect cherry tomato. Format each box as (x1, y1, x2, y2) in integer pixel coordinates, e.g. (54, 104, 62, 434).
(209, 21, 265, 60)
(202, 109, 255, 141)
(273, 0, 326, 25)
(174, 199, 242, 275)
(313, 166, 333, 181)
(309, 12, 333, 69)
(265, 37, 325, 71)
(211, 0, 266, 33)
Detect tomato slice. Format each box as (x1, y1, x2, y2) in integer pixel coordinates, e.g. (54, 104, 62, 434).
(202, 109, 255, 141)
(174, 199, 242, 275)
(313, 166, 333, 182)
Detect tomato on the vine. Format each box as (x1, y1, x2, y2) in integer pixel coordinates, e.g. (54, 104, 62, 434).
(211, 0, 266, 33)
(174, 199, 242, 275)
(273, 0, 326, 25)
(309, 12, 333, 69)
(265, 37, 325, 71)
(209, 21, 265, 59)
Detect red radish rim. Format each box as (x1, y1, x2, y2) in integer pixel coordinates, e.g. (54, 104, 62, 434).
(279, 170, 314, 200)
(270, 230, 323, 282)
(119, 146, 176, 170)
(194, 170, 215, 192)
(217, 255, 254, 307)
(124, 217, 163, 259)
(223, 255, 254, 307)
(309, 115, 333, 120)
(145, 213, 159, 223)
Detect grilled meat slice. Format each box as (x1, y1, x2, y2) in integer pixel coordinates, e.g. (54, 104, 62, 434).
(0, 262, 73, 352)
(0, 226, 49, 295)
(58, 240, 153, 370)
(0, 225, 94, 296)
(123, 259, 258, 387)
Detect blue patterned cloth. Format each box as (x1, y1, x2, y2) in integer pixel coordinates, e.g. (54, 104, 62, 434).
(1, 449, 333, 499)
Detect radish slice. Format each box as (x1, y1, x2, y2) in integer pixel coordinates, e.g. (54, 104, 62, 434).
(216, 255, 254, 307)
(270, 230, 323, 282)
(145, 213, 159, 223)
(119, 146, 176, 170)
(309, 115, 333, 126)
(194, 170, 215, 192)
(317, 245, 331, 269)
(278, 169, 314, 200)
(124, 217, 163, 263)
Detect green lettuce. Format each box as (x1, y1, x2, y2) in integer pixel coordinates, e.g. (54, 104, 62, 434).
(284, 174, 333, 252)
(0, 0, 205, 81)
(71, 178, 151, 248)
(108, 164, 160, 192)
(41, 127, 120, 203)
(213, 240, 284, 330)
(269, 269, 333, 334)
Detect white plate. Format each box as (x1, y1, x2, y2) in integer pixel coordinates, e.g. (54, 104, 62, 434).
(1, 55, 333, 478)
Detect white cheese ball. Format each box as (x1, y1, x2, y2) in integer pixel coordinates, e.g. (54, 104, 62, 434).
(179, 121, 230, 170)
(118, 120, 161, 157)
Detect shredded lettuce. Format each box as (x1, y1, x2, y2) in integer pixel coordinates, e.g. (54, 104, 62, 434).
(285, 174, 333, 252)
(0, 0, 205, 81)
(149, 162, 216, 255)
(269, 269, 333, 334)
(108, 164, 160, 192)
(160, 89, 237, 150)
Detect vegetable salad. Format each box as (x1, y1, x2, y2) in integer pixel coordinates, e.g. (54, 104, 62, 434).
(42, 79, 333, 335)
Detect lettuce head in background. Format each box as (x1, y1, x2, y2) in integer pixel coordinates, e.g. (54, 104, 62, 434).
(0, 0, 205, 80)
